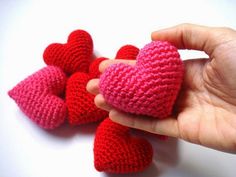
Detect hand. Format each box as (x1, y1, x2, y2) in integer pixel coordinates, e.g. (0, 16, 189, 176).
(87, 23, 236, 153)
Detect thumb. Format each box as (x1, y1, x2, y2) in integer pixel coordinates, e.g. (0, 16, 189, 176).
(152, 23, 221, 56)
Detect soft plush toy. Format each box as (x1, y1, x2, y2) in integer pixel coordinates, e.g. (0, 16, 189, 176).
(8, 29, 184, 174)
(8, 66, 67, 129)
(94, 45, 154, 173)
(43, 30, 93, 74)
(95, 40, 184, 173)
(8, 30, 108, 128)
(99, 41, 184, 119)
(43, 30, 109, 125)
(66, 57, 108, 125)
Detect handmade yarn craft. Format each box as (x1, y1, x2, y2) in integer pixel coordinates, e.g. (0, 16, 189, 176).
(95, 41, 184, 173)
(8, 30, 107, 128)
(94, 118, 153, 173)
(66, 57, 109, 125)
(8, 29, 184, 174)
(8, 66, 67, 129)
(94, 45, 154, 173)
(43, 30, 93, 74)
(99, 41, 184, 119)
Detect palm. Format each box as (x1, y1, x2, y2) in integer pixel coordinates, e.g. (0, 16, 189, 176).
(89, 25, 236, 152)
(175, 56, 236, 152)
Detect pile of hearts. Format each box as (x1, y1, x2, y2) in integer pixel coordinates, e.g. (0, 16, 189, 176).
(8, 29, 184, 174)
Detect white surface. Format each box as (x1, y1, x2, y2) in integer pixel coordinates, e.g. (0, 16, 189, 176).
(1, 0, 236, 177)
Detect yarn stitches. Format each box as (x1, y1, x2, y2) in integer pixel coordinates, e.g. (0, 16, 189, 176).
(99, 41, 184, 119)
(8, 66, 67, 129)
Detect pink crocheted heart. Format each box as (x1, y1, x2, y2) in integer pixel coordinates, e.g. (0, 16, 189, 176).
(8, 66, 67, 129)
(99, 41, 184, 119)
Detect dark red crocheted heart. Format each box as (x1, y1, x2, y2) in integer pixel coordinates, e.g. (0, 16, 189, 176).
(66, 58, 108, 125)
(43, 30, 93, 75)
(94, 118, 153, 173)
(115, 44, 139, 59)
(93, 45, 153, 173)
(65, 45, 139, 125)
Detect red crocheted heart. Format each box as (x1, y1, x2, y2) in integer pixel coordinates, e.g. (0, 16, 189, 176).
(65, 45, 139, 125)
(94, 118, 153, 173)
(93, 45, 153, 173)
(100, 41, 184, 119)
(8, 66, 67, 129)
(66, 58, 108, 125)
(43, 30, 93, 75)
(115, 44, 139, 59)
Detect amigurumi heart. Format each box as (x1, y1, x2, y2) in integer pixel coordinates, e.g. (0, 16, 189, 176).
(94, 118, 153, 173)
(8, 66, 67, 129)
(115, 44, 139, 59)
(65, 44, 139, 125)
(99, 41, 184, 119)
(66, 58, 108, 125)
(43, 30, 93, 75)
(94, 44, 153, 173)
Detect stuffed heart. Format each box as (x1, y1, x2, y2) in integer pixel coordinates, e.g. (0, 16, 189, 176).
(43, 30, 93, 75)
(66, 58, 108, 125)
(8, 66, 67, 129)
(99, 41, 184, 119)
(115, 44, 139, 59)
(93, 45, 154, 174)
(94, 118, 153, 173)
(66, 44, 139, 125)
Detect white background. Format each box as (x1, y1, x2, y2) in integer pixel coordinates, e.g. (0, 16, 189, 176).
(1, 0, 236, 177)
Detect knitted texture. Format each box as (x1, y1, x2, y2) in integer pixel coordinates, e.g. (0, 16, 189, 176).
(43, 30, 93, 75)
(66, 58, 108, 125)
(115, 45, 139, 59)
(93, 44, 154, 174)
(8, 66, 67, 129)
(99, 41, 184, 119)
(94, 118, 153, 173)
(89, 57, 108, 78)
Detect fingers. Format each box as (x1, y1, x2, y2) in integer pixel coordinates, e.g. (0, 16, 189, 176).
(94, 94, 113, 111)
(88, 58, 180, 138)
(109, 109, 180, 138)
(87, 59, 136, 95)
(151, 23, 219, 56)
(86, 80, 113, 111)
(99, 59, 136, 73)
(86, 79, 99, 95)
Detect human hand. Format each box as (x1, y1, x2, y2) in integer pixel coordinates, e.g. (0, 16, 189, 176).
(87, 24, 236, 153)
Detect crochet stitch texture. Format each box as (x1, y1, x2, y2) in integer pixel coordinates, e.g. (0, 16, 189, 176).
(43, 30, 93, 75)
(94, 118, 153, 173)
(94, 44, 154, 173)
(66, 57, 108, 125)
(99, 41, 184, 119)
(8, 66, 67, 129)
(115, 45, 139, 59)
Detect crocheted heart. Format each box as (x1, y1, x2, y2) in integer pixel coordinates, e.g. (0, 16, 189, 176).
(8, 66, 67, 129)
(115, 44, 139, 59)
(43, 30, 93, 75)
(66, 44, 139, 125)
(94, 118, 153, 173)
(66, 58, 108, 125)
(99, 41, 184, 119)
